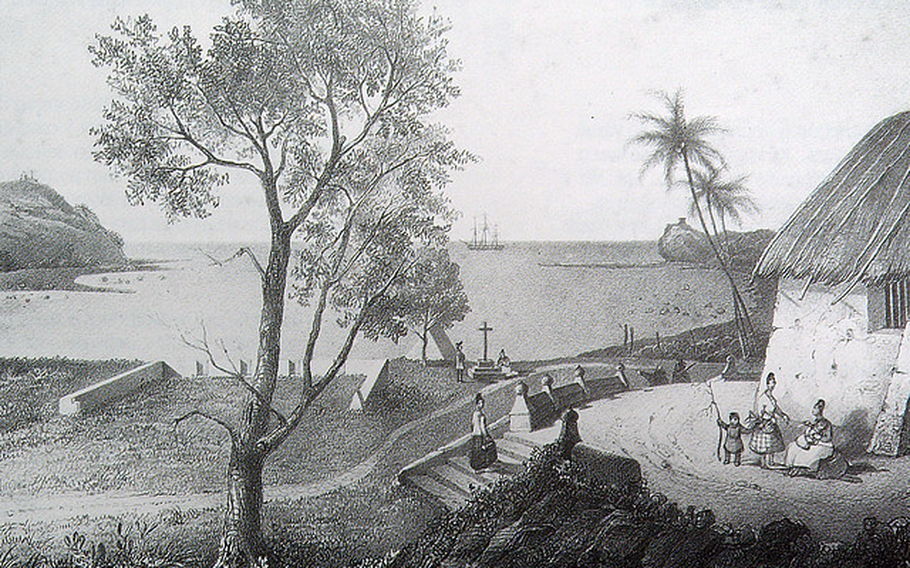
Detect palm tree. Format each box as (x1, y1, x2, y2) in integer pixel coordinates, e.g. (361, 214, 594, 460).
(686, 166, 758, 262)
(630, 89, 755, 354)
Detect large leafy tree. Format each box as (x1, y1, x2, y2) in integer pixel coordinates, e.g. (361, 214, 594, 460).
(630, 90, 754, 354)
(399, 247, 469, 364)
(90, 1, 470, 565)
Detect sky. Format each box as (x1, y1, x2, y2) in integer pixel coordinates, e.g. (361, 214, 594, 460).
(2, 0, 910, 243)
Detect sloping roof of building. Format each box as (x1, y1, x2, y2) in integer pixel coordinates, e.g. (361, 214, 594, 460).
(756, 111, 910, 287)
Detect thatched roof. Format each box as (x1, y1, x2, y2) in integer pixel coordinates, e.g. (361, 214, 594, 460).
(756, 111, 910, 287)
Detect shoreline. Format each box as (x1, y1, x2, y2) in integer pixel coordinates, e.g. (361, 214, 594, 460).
(0, 258, 166, 293)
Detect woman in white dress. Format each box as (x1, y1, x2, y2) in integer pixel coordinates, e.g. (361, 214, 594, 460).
(470, 393, 497, 471)
(749, 373, 790, 468)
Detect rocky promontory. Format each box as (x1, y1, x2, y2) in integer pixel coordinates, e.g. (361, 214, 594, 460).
(0, 178, 126, 271)
(658, 217, 774, 273)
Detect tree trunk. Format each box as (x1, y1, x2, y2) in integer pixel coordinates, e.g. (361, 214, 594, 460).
(421, 310, 429, 366)
(681, 152, 754, 355)
(216, 226, 292, 567)
(215, 448, 267, 567)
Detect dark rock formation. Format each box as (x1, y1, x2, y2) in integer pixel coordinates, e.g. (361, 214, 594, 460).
(657, 217, 775, 273)
(658, 218, 713, 264)
(0, 178, 126, 271)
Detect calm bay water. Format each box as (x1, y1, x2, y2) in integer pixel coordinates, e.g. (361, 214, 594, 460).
(0, 241, 733, 374)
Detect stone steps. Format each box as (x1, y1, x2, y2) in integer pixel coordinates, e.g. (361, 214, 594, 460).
(407, 473, 467, 509)
(496, 436, 536, 462)
(402, 435, 543, 510)
(428, 461, 490, 495)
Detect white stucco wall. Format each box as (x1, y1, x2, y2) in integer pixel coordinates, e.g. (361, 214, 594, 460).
(760, 278, 902, 443)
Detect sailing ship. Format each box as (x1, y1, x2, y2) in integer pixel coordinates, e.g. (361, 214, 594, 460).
(467, 214, 505, 251)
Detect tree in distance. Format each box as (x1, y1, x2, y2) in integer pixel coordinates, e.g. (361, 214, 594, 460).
(399, 247, 469, 365)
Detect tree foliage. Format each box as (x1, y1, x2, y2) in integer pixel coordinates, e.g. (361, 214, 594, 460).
(395, 247, 469, 362)
(90, 0, 471, 563)
(630, 89, 755, 354)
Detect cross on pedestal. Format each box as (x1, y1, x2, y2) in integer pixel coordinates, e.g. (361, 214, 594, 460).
(478, 321, 493, 363)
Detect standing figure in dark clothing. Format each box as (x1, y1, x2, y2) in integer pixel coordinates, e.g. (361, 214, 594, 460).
(557, 408, 581, 460)
(454, 341, 467, 383)
(470, 393, 497, 470)
(716, 412, 749, 466)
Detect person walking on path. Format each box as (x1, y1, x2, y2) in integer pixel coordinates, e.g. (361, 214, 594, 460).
(454, 341, 467, 383)
(470, 393, 497, 471)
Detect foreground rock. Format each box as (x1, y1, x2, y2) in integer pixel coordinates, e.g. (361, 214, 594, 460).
(658, 217, 774, 273)
(0, 178, 126, 271)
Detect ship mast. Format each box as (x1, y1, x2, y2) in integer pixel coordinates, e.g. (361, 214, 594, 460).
(482, 213, 490, 246)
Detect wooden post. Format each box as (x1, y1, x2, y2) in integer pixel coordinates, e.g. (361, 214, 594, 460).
(195, 361, 204, 377)
(629, 327, 635, 353)
(656, 331, 661, 352)
(288, 360, 296, 377)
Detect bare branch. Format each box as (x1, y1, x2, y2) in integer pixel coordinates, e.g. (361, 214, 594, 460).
(196, 246, 266, 280)
(167, 105, 263, 176)
(260, 253, 417, 450)
(179, 323, 289, 427)
(174, 410, 237, 442)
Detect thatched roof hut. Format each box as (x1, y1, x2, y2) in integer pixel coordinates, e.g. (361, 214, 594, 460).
(756, 111, 910, 288)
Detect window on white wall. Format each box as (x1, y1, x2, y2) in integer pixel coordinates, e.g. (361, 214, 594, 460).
(885, 280, 910, 329)
(868, 280, 910, 332)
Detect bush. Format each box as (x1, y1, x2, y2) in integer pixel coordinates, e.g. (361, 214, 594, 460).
(384, 444, 910, 568)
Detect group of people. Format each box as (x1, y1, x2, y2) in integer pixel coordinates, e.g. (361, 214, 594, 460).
(715, 372, 837, 477)
(453, 341, 513, 383)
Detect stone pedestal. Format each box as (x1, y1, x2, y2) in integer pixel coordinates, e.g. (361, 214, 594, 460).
(472, 360, 504, 382)
(509, 382, 532, 432)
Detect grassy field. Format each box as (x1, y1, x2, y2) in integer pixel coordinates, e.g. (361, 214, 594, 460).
(0, 358, 487, 497)
(0, 357, 517, 566)
(0, 357, 141, 435)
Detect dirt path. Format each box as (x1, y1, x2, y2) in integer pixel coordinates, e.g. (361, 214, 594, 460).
(521, 382, 910, 542)
(1, 379, 519, 525)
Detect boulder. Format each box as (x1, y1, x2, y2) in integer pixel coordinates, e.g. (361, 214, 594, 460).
(0, 178, 126, 271)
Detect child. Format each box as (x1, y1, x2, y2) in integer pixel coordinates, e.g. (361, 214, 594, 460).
(716, 411, 748, 466)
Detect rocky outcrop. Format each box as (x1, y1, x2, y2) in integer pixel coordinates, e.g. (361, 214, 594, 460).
(657, 218, 713, 265)
(657, 217, 775, 273)
(0, 178, 127, 271)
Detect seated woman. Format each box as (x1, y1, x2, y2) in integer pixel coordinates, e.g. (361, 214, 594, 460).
(785, 399, 834, 476)
(497, 349, 512, 374)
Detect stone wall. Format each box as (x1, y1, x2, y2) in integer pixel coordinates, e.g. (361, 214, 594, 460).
(571, 443, 642, 492)
(59, 361, 177, 415)
(761, 278, 902, 451)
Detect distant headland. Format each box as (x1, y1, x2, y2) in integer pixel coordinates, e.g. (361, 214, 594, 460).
(658, 217, 775, 274)
(0, 176, 126, 272)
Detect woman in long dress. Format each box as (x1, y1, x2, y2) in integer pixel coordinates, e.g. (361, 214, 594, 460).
(470, 393, 497, 471)
(785, 399, 834, 475)
(750, 373, 789, 468)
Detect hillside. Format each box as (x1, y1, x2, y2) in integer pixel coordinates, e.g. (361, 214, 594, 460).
(0, 178, 126, 271)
